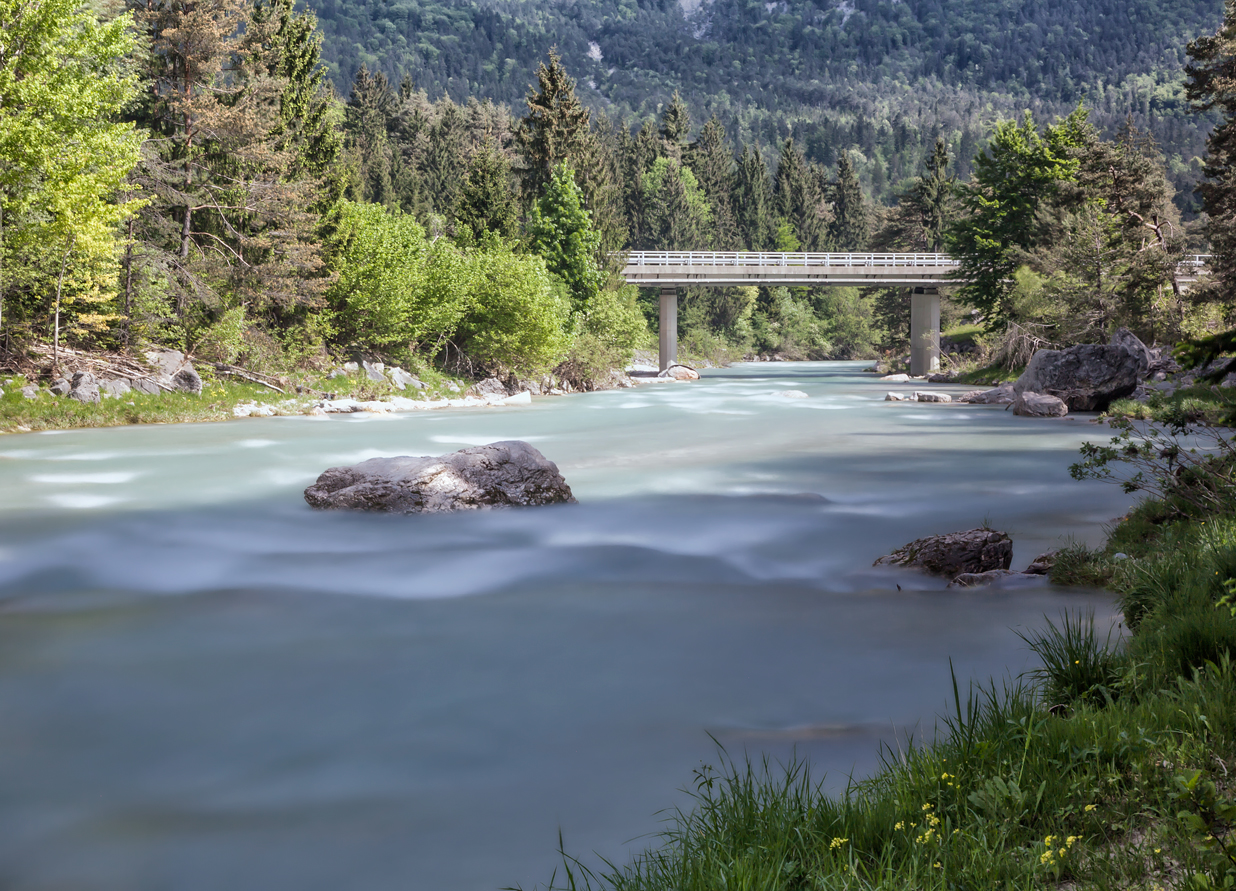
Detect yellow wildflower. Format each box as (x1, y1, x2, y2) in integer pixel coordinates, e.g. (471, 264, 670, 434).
(894, 821, 904, 830)
(830, 837, 848, 849)
(922, 803, 934, 811)
(1066, 836, 1079, 847)
(1084, 804, 1097, 812)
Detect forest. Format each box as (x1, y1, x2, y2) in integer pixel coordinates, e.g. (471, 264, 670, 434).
(0, 0, 1234, 390)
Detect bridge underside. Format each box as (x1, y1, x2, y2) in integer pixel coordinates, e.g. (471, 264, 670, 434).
(648, 284, 942, 376)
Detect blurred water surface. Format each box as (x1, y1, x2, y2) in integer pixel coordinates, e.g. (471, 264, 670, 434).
(0, 361, 1131, 890)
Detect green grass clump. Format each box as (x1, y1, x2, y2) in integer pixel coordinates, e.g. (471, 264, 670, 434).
(1106, 385, 1236, 426)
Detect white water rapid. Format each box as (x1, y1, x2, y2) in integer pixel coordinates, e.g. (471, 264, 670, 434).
(0, 361, 1131, 890)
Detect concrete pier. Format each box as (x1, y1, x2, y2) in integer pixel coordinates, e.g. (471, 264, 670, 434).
(909, 287, 940, 376)
(659, 286, 677, 371)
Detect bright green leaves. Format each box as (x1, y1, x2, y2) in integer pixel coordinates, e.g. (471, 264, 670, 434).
(527, 162, 605, 314)
(0, 0, 144, 335)
(326, 200, 569, 374)
(949, 108, 1090, 322)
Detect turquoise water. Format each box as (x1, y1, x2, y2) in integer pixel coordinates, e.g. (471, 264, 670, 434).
(0, 362, 1130, 890)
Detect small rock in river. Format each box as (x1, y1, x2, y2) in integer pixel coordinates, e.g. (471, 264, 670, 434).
(875, 528, 1013, 577)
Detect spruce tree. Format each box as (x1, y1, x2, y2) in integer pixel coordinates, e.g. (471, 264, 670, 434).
(517, 49, 590, 202)
(454, 139, 517, 242)
(734, 144, 775, 251)
(830, 151, 870, 251)
(687, 117, 741, 250)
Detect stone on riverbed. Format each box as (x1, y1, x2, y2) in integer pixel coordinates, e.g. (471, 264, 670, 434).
(874, 528, 1013, 577)
(304, 440, 577, 514)
(959, 385, 1016, 405)
(659, 364, 700, 381)
(885, 392, 909, 401)
(1013, 392, 1068, 418)
(69, 371, 101, 404)
(914, 391, 952, 403)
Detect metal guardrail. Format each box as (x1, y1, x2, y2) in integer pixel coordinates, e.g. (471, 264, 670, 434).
(623, 251, 959, 268)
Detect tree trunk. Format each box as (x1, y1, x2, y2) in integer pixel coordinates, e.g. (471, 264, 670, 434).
(123, 216, 134, 349)
(53, 237, 72, 371)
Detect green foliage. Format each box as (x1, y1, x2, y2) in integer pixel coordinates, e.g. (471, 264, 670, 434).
(0, 0, 144, 340)
(638, 157, 712, 251)
(451, 244, 569, 375)
(949, 109, 1089, 322)
(1017, 610, 1125, 709)
(527, 163, 605, 313)
(454, 139, 518, 242)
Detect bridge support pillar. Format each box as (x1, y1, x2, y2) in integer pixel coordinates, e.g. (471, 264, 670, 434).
(910, 286, 940, 376)
(659, 286, 677, 371)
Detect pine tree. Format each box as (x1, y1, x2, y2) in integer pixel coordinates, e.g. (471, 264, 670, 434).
(345, 65, 396, 206)
(423, 101, 469, 218)
(517, 49, 590, 202)
(734, 144, 775, 251)
(830, 151, 870, 251)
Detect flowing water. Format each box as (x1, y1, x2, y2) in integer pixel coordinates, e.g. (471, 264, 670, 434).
(0, 361, 1132, 890)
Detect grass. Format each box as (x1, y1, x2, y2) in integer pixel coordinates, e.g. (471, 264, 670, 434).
(1106, 384, 1236, 426)
(520, 483, 1236, 891)
(0, 365, 470, 434)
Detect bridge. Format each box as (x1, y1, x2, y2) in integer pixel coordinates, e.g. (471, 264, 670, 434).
(621, 251, 1211, 374)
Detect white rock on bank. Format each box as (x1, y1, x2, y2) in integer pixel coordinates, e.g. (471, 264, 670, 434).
(882, 373, 911, 382)
(915, 391, 952, 403)
(502, 391, 533, 405)
(885, 392, 909, 401)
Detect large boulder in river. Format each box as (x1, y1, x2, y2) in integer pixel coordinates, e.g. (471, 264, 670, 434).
(1012, 330, 1148, 412)
(874, 528, 1013, 578)
(303, 440, 577, 514)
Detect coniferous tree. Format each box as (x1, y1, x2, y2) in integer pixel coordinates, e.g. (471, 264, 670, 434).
(1187, 1, 1236, 323)
(687, 117, 740, 250)
(830, 151, 870, 251)
(659, 91, 691, 158)
(345, 65, 397, 206)
(517, 49, 590, 202)
(774, 139, 829, 250)
(423, 101, 468, 218)
(734, 145, 775, 251)
(454, 139, 517, 242)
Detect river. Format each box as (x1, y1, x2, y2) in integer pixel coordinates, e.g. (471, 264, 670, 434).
(0, 361, 1131, 890)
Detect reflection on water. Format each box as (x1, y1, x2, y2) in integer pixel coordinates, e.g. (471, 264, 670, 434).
(0, 362, 1130, 890)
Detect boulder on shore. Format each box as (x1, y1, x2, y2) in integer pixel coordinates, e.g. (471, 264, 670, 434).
(304, 440, 577, 514)
(659, 364, 700, 381)
(874, 528, 1013, 577)
(69, 371, 101, 404)
(145, 349, 202, 394)
(1013, 392, 1068, 418)
(1012, 330, 1148, 412)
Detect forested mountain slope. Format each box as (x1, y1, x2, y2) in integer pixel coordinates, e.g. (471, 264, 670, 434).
(308, 0, 1223, 203)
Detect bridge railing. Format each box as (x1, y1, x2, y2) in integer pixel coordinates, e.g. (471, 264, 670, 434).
(624, 251, 959, 268)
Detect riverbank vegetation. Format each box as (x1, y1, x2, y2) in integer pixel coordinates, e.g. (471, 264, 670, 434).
(2, 0, 1235, 403)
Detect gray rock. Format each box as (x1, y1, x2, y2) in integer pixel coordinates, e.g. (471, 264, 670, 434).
(882, 373, 912, 382)
(329, 368, 348, 378)
(49, 378, 71, 396)
(926, 372, 955, 383)
(1025, 550, 1058, 575)
(388, 367, 425, 390)
(1110, 327, 1151, 377)
(343, 362, 359, 373)
(914, 391, 952, 403)
(959, 385, 1016, 405)
(99, 378, 131, 398)
(875, 528, 1013, 578)
(658, 364, 700, 381)
(885, 392, 909, 401)
(1013, 392, 1068, 418)
(473, 377, 510, 397)
(948, 569, 1024, 588)
(144, 348, 201, 394)
(172, 365, 202, 394)
(1013, 339, 1144, 412)
(131, 378, 162, 395)
(362, 360, 385, 382)
(20, 384, 40, 399)
(69, 371, 100, 404)
(304, 441, 577, 514)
